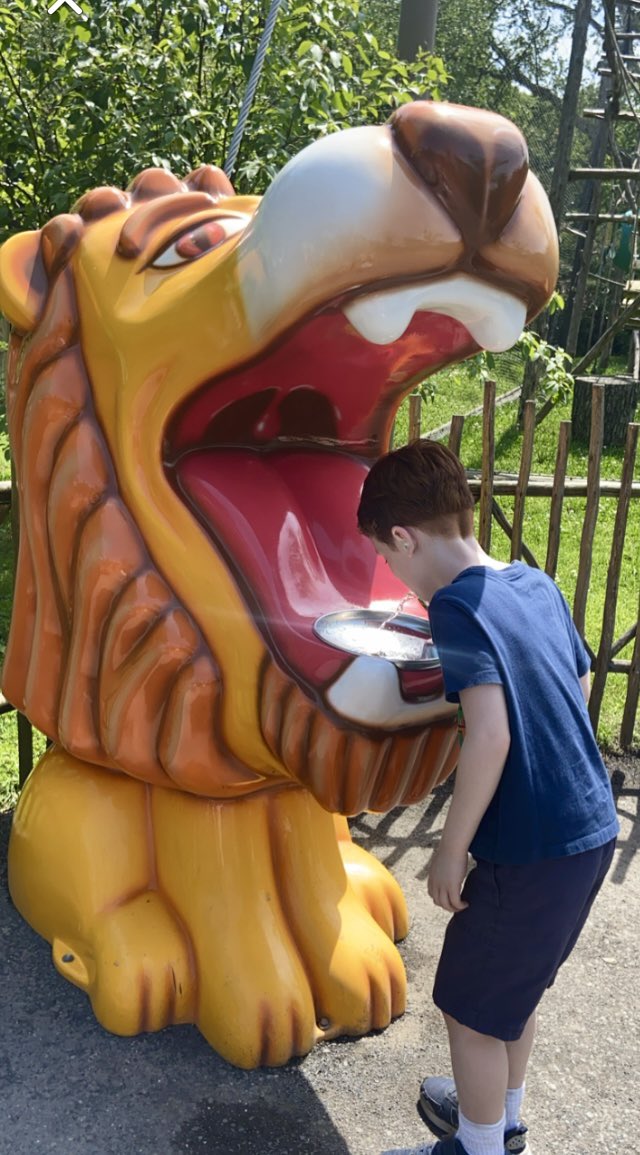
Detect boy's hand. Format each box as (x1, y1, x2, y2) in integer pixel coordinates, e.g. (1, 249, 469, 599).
(427, 843, 470, 912)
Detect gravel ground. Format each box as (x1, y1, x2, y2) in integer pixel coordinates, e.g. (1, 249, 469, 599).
(0, 750, 638, 1155)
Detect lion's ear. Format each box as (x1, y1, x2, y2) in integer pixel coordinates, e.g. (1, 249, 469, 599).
(0, 230, 47, 333)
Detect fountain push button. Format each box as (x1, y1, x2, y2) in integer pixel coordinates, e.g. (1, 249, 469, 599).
(398, 665, 444, 702)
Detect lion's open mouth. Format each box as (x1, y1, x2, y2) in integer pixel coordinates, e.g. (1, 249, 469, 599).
(166, 275, 525, 698)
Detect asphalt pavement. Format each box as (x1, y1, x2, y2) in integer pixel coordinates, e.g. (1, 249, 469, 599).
(1, 752, 638, 1155)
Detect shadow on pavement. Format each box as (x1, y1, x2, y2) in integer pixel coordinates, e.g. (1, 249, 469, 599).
(609, 757, 640, 884)
(351, 777, 453, 882)
(0, 811, 352, 1155)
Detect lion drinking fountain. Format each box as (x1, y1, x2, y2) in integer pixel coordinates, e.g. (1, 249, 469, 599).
(0, 100, 557, 1067)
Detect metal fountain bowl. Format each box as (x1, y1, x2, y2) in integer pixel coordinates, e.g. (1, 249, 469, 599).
(313, 608, 440, 670)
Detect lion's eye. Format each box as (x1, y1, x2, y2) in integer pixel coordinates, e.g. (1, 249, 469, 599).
(150, 217, 247, 269)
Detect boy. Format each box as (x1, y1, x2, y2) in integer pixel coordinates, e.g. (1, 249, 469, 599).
(356, 439, 619, 1155)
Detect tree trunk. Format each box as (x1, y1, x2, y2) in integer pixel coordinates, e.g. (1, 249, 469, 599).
(548, 0, 593, 225)
(572, 375, 640, 446)
(520, 0, 592, 427)
(628, 330, 640, 378)
(397, 0, 439, 58)
(564, 0, 621, 355)
(596, 279, 625, 371)
(519, 326, 547, 426)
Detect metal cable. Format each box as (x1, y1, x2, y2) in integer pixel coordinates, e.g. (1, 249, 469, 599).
(223, 0, 286, 178)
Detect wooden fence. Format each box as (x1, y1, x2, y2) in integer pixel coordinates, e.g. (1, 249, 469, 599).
(409, 379, 640, 748)
(1, 380, 639, 790)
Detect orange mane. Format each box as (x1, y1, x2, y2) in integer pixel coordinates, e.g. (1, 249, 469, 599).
(3, 168, 269, 798)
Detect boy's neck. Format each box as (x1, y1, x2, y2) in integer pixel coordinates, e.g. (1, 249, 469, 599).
(420, 533, 509, 601)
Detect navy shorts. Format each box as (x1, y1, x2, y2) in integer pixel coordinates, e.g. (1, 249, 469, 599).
(432, 838, 616, 1041)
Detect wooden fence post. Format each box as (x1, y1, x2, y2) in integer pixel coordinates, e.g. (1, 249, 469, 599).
(478, 380, 496, 551)
(589, 422, 639, 734)
(511, 400, 536, 561)
(490, 499, 541, 568)
(573, 383, 604, 635)
(621, 616, 640, 748)
(408, 393, 422, 442)
(448, 415, 465, 458)
(545, 420, 572, 579)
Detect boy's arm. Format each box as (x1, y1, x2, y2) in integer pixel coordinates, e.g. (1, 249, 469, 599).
(427, 682, 511, 913)
(580, 670, 591, 702)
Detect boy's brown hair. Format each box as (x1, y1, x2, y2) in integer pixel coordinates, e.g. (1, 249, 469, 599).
(358, 439, 475, 545)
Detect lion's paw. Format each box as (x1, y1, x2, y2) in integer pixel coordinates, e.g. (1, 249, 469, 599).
(339, 836, 409, 942)
(305, 892, 406, 1040)
(53, 891, 195, 1034)
(197, 978, 318, 1069)
(193, 931, 318, 1068)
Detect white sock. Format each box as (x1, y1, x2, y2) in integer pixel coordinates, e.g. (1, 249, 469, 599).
(457, 1109, 506, 1155)
(505, 1083, 525, 1130)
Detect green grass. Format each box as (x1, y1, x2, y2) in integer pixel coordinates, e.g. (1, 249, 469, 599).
(1, 357, 639, 809)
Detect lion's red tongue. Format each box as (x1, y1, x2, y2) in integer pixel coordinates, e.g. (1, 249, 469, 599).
(176, 448, 416, 686)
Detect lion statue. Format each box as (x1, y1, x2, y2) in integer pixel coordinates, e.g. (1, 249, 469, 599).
(0, 101, 557, 1068)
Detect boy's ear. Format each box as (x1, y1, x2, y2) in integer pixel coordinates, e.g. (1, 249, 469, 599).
(391, 526, 415, 553)
(0, 230, 47, 333)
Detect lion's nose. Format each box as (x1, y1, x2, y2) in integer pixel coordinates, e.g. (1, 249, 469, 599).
(390, 101, 529, 252)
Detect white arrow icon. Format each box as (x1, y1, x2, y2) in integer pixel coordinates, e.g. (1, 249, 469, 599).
(47, 0, 88, 18)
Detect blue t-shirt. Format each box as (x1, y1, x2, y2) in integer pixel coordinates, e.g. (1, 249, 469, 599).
(428, 563, 619, 865)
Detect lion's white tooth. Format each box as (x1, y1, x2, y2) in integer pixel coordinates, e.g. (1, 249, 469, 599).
(448, 288, 527, 352)
(343, 293, 416, 345)
(343, 274, 527, 353)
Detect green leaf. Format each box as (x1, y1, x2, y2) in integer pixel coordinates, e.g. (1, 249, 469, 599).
(333, 90, 347, 115)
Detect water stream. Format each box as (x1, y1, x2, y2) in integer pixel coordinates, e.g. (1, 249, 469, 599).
(378, 593, 413, 631)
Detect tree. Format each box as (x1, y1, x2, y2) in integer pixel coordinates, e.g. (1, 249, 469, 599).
(0, 0, 447, 239)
